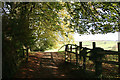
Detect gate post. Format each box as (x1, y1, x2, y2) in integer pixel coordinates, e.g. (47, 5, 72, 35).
(26, 47, 29, 62)
(65, 45, 68, 62)
(79, 42, 82, 61)
(70, 45, 72, 63)
(93, 42, 96, 49)
(92, 42, 102, 77)
(95, 60, 102, 78)
(76, 46, 78, 65)
(23, 49, 25, 58)
(118, 42, 120, 74)
(83, 48, 87, 71)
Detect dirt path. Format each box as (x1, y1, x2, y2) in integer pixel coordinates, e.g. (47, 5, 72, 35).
(13, 52, 94, 78)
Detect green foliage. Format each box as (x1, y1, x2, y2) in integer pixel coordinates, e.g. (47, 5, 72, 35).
(28, 2, 75, 51)
(64, 2, 120, 34)
(2, 2, 120, 78)
(2, 2, 74, 77)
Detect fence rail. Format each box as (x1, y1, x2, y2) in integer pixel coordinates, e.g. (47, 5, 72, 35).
(63, 42, 120, 77)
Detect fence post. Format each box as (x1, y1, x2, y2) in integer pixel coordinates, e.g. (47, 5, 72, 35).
(83, 48, 87, 71)
(93, 42, 96, 49)
(118, 42, 120, 74)
(23, 49, 25, 58)
(92, 42, 102, 77)
(76, 46, 78, 65)
(70, 45, 72, 63)
(65, 45, 68, 62)
(95, 60, 102, 78)
(26, 48, 29, 62)
(79, 42, 82, 61)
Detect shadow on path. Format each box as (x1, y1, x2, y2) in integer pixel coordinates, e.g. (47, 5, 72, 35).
(13, 52, 95, 78)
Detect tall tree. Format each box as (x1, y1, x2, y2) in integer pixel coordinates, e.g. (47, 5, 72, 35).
(64, 2, 120, 34)
(2, 2, 120, 78)
(29, 2, 75, 51)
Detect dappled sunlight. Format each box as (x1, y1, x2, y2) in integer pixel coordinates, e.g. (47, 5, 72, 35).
(52, 72, 58, 75)
(14, 50, 120, 78)
(44, 65, 58, 69)
(21, 72, 26, 74)
(14, 52, 94, 78)
(61, 74, 65, 77)
(21, 68, 28, 71)
(3, 2, 120, 78)
(36, 63, 40, 66)
(29, 69, 34, 72)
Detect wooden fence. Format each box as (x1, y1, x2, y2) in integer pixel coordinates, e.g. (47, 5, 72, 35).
(23, 47, 29, 62)
(64, 42, 120, 77)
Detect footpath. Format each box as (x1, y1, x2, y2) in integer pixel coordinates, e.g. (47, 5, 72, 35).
(13, 52, 95, 78)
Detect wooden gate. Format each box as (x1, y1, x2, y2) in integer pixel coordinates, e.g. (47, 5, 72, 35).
(64, 42, 120, 77)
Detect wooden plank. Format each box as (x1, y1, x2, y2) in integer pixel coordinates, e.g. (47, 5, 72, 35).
(65, 45, 68, 62)
(102, 60, 119, 65)
(118, 42, 120, 73)
(97, 50, 120, 55)
(104, 52, 119, 55)
(93, 42, 96, 49)
(26, 48, 29, 62)
(65, 45, 68, 51)
(105, 50, 118, 53)
(70, 45, 72, 62)
(67, 47, 77, 49)
(76, 46, 78, 65)
(82, 47, 92, 50)
(67, 51, 76, 54)
(79, 42, 82, 61)
(23, 49, 25, 58)
(72, 48, 77, 49)
(66, 44, 78, 46)
(87, 50, 119, 55)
